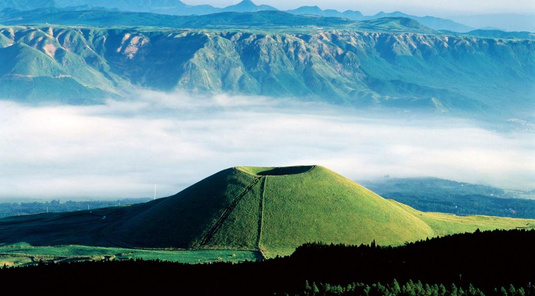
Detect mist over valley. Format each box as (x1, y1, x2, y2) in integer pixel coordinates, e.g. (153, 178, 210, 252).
(0, 92, 533, 200)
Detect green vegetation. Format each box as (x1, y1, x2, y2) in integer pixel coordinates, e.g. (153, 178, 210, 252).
(258, 166, 437, 256)
(296, 280, 533, 296)
(1, 229, 534, 295)
(1, 165, 533, 259)
(391, 201, 534, 236)
(109, 167, 261, 249)
(0, 243, 259, 267)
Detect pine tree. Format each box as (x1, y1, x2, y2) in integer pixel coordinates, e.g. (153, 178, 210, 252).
(500, 286, 509, 296)
(312, 282, 320, 295)
(458, 287, 465, 296)
(517, 287, 526, 296)
(438, 284, 447, 296)
(451, 283, 459, 296)
(468, 284, 477, 296)
(305, 280, 313, 296)
(509, 285, 517, 296)
(391, 279, 401, 295)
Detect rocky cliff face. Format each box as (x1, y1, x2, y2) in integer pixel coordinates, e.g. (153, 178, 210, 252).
(0, 26, 533, 115)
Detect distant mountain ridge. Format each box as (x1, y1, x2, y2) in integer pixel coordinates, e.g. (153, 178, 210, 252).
(0, 15, 533, 118)
(3, 0, 533, 32)
(363, 177, 535, 219)
(0, 0, 483, 32)
(222, 0, 276, 12)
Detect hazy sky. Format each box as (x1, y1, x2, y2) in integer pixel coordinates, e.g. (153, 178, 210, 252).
(182, 0, 535, 16)
(1, 91, 533, 200)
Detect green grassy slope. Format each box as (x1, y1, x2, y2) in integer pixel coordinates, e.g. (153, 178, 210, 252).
(257, 166, 436, 256)
(107, 168, 261, 248)
(0, 165, 533, 258)
(0, 27, 121, 102)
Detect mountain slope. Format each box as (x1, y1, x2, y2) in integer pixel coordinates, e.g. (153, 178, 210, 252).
(286, 7, 473, 32)
(0, 165, 533, 257)
(0, 23, 532, 117)
(371, 11, 473, 32)
(109, 166, 439, 256)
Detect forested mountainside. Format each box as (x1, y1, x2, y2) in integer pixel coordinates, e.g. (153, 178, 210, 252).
(0, 25, 533, 117)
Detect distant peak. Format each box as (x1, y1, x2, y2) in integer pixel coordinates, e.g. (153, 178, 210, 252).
(237, 0, 256, 6)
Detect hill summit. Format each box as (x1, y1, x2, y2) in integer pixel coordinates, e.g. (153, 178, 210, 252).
(0, 165, 533, 257)
(109, 165, 437, 256)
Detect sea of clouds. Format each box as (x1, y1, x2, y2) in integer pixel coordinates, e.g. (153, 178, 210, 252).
(0, 90, 533, 200)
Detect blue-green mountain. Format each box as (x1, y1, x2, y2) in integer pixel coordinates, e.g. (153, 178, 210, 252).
(0, 0, 479, 32)
(0, 10, 533, 118)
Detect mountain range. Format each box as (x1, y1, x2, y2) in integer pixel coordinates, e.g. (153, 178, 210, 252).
(3, 0, 533, 32)
(0, 10, 533, 119)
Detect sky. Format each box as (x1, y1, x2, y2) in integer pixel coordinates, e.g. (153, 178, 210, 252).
(181, 0, 535, 17)
(1, 91, 533, 200)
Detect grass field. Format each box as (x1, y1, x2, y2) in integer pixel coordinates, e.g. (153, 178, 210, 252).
(0, 243, 261, 267)
(392, 200, 535, 235)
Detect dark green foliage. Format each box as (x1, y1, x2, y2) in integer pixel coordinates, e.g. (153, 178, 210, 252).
(0, 229, 534, 295)
(294, 279, 488, 296)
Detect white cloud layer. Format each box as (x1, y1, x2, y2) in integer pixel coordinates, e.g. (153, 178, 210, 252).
(0, 91, 533, 200)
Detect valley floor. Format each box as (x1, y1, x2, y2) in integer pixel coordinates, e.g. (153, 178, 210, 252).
(0, 244, 260, 267)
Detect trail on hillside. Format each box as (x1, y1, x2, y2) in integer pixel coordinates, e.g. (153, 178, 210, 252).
(257, 176, 267, 258)
(199, 177, 261, 247)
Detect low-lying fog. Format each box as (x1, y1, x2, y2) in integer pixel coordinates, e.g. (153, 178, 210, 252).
(1, 90, 533, 200)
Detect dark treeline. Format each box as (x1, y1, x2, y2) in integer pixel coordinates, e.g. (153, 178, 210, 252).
(1, 229, 534, 295)
(299, 280, 535, 296)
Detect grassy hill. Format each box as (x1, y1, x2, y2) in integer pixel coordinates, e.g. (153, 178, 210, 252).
(0, 165, 533, 258)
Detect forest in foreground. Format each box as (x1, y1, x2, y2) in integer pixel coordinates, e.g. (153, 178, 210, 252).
(1, 229, 533, 295)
